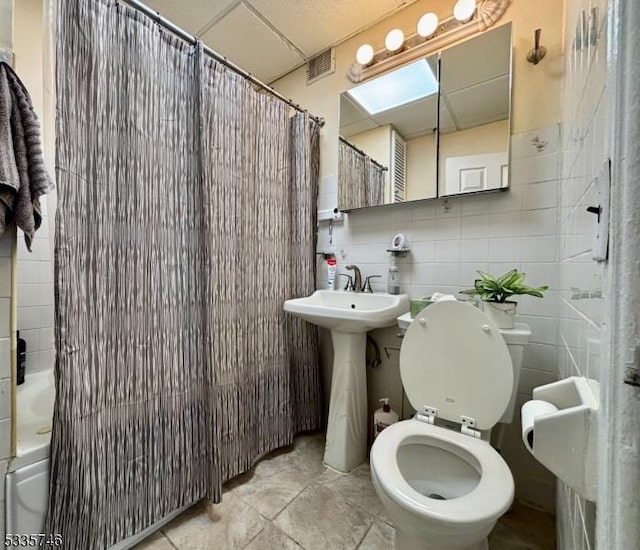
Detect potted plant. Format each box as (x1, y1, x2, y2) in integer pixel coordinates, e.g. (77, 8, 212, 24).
(460, 269, 548, 329)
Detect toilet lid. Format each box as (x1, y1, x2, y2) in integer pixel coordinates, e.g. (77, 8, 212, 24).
(400, 301, 513, 430)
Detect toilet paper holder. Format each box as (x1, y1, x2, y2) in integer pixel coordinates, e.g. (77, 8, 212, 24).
(522, 376, 599, 502)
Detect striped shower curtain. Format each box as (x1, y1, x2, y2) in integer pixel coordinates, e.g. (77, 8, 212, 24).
(338, 139, 386, 210)
(47, 1, 322, 547)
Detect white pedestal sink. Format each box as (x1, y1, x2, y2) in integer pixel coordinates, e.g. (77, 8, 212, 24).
(284, 290, 409, 472)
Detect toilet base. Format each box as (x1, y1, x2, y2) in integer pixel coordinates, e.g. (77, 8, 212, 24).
(395, 529, 489, 550)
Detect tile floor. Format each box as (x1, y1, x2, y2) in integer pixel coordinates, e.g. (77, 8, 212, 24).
(134, 431, 555, 550)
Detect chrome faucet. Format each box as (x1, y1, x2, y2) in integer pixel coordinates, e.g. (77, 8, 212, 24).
(362, 275, 382, 293)
(345, 265, 363, 292)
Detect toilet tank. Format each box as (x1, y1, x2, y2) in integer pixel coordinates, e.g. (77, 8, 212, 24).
(499, 323, 531, 424)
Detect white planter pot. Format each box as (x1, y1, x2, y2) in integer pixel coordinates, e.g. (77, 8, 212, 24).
(483, 301, 517, 329)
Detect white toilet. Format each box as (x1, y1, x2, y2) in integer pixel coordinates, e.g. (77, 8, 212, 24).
(370, 300, 527, 550)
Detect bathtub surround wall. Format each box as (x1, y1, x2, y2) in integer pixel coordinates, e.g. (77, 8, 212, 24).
(49, 1, 321, 547)
(13, 0, 56, 377)
(14, 225, 54, 375)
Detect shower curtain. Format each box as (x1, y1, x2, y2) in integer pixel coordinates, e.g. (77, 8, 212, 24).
(47, 1, 321, 547)
(338, 139, 386, 209)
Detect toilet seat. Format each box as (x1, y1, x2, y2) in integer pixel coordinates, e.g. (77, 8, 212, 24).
(400, 301, 514, 430)
(371, 420, 514, 528)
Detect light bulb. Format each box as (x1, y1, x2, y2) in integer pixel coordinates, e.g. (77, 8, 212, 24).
(417, 13, 439, 38)
(385, 29, 405, 53)
(356, 44, 374, 65)
(454, 0, 477, 22)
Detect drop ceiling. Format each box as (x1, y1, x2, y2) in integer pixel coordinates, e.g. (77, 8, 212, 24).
(144, 0, 419, 83)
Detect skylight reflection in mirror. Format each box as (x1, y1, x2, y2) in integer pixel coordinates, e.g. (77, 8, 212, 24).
(346, 59, 438, 115)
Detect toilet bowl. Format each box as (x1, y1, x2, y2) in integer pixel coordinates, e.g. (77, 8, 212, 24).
(370, 301, 519, 550)
(371, 421, 513, 550)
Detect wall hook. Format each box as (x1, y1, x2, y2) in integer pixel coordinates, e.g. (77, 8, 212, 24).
(527, 28, 547, 65)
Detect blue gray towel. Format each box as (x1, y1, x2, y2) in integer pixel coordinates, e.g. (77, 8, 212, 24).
(0, 61, 53, 251)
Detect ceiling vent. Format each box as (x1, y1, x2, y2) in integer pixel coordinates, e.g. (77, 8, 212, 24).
(307, 49, 335, 85)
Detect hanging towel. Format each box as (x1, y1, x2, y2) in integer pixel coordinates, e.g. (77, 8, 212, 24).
(0, 61, 53, 250)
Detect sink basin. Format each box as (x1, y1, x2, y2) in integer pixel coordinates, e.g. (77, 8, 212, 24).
(284, 290, 409, 333)
(284, 290, 409, 473)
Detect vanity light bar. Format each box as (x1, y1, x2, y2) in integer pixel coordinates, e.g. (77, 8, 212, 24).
(348, 0, 511, 84)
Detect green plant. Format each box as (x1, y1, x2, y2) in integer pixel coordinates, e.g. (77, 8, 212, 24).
(460, 269, 549, 303)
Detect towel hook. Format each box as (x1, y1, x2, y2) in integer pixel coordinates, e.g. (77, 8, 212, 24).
(527, 28, 547, 65)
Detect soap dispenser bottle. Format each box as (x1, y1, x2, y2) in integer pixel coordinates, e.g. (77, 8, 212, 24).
(387, 257, 401, 295)
(373, 398, 399, 439)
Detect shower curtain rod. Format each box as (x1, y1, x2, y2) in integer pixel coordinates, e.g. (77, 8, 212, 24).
(119, 0, 325, 127)
(339, 136, 389, 171)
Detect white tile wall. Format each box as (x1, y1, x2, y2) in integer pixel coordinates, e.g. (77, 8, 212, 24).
(0, 229, 12, 468)
(16, 208, 55, 375)
(0, 298, 8, 337)
(0, 338, 9, 381)
(316, 124, 562, 511)
(0, 378, 9, 420)
(0, 205, 55, 506)
(0, 260, 9, 297)
(555, 0, 607, 547)
(0, 419, 9, 460)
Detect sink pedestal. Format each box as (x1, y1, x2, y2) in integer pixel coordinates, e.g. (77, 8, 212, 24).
(283, 290, 409, 473)
(324, 331, 368, 473)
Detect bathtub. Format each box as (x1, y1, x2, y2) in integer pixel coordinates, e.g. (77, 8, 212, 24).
(15, 369, 55, 467)
(5, 369, 188, 548)
(6, 369, 55, 535)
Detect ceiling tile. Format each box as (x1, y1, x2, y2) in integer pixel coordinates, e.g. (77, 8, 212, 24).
(144, 0, 236, 35)
(445, 76, 510, 130)
(200, 3, 304, 82)
(132, 0, 423, 84)
(439, 104, 456, 135)
(341, 119, 379, 138)
(341, 94, 437, 140)
(374, 96, 437, 139)
(440, 23, 511, 94)
(246, 0, 405, 57)
(340, 95, 369, 127)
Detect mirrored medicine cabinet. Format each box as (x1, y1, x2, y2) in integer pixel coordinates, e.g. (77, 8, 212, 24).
(338, 22, 512, 211)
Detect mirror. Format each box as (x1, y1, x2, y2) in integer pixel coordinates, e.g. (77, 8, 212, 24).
(338, 23, 512, 210)
(438, 23, 512, 197)
(339, 54, 439, 209)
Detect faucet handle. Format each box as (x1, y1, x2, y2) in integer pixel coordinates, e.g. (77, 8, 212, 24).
(363, 275, 382, 293)
(339, 273, 355, 291)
